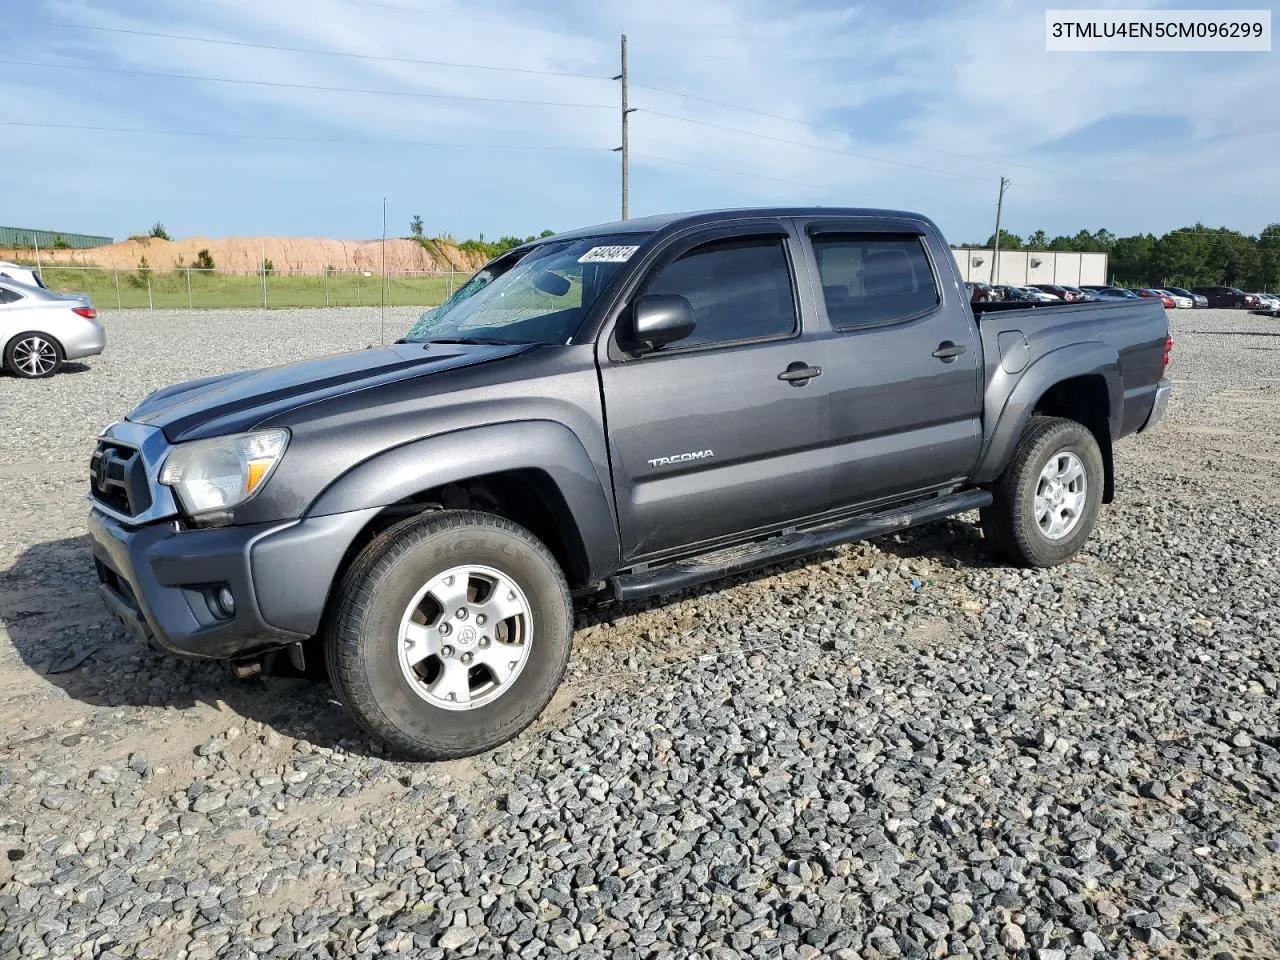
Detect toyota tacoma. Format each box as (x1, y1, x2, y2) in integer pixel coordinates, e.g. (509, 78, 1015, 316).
(87, 208, 1173, 759)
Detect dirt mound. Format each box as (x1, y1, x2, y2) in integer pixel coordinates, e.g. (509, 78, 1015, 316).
(0, 236, 484, 275)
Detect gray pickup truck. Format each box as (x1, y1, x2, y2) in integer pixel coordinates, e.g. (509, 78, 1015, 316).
(87, 208, 1172, 758)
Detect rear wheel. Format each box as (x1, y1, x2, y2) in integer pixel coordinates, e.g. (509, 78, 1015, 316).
(981, 416, 1104, 567)
(325, 510, 572, 760)
(4, 332, 63, 378)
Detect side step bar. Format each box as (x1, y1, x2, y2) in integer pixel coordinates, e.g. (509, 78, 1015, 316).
(608, 489, 992, 603)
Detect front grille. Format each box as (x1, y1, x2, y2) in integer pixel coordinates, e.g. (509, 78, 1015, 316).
(89, 440, 153, 517)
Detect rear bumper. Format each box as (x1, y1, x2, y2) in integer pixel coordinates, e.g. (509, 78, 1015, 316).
(1140, 378, 1172, 432)
(88, 506, 377, 660)
(64, 322, 106, 360)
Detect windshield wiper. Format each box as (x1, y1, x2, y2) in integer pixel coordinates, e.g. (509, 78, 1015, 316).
(422, 336, 517, 346)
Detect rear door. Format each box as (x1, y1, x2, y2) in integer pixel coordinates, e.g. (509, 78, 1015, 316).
(597, 222, 830, 561)
(798, 221, 984, 507)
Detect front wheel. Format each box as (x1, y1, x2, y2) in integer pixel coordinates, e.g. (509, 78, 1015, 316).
(325, 510, 573, 760)
(981, 416, 1104, 567)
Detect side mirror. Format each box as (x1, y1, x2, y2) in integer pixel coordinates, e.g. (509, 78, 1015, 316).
(626, 294, 696, 352)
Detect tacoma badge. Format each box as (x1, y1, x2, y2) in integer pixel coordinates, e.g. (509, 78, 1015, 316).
(647, 449, 715, 467)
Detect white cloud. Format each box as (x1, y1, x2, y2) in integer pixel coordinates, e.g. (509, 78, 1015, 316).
(6, 0, 1276, 239)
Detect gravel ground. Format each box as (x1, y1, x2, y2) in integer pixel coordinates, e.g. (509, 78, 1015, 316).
(1, 306, 1279, 960)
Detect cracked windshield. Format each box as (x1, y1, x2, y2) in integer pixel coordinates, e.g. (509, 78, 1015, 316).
(403, 234, 646, 345)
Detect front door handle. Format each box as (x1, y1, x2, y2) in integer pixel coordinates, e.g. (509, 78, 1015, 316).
(932, 341, 967, 362)
(778, 362, 823, 385)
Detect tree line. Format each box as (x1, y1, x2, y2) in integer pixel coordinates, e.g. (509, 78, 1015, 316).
(409, 214, 555, 262)
(956, 223, 1280, 290)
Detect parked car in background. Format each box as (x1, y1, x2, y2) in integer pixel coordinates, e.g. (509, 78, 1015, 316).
(1061, 285, 1094, 301)
(1191, 286, 1252, 308)
(1088, 287, 1141, 300)
(0, 278, 104, 378)
(0, 260, 48, 290)
(1019, 286, 1060, 302)
(1137, 289, 1176, 309)
(1165, 287, 1208, 308)
(993, 285, 1039, 302)
(1156, 290, 1194, 309)
(966, 281, 995, 303)
(1032, 284, 1080, 302)
(1245, 292, 1279, 313)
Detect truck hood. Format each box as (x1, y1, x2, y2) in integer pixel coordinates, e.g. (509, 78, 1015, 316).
(128, 341, 531, 442)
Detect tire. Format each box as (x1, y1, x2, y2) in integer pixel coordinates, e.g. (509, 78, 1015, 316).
(4, 332, 64, 378)
(980, 416, 1104, 568)
(325, 510, 572, 760)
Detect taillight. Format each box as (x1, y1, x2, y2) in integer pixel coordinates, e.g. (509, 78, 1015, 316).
(1160, 335, 1172, 375)
(72, 306, 97, 320)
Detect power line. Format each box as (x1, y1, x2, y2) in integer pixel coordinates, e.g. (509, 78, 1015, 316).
(1, 119, 610, 152)
(298, 0, 520, 24)
(47, 22, 612, 80)
(630, 152, 853, 197)
(44, 20, 1113, 185)
(640, 109, 999, 184)
(631, 83, 1103, 182)
(0, 59, 615, 109)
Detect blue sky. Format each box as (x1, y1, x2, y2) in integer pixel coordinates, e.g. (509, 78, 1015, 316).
(4, 0, 1277, 244)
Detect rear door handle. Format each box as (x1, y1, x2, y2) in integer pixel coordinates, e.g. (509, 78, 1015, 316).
(932, 341, 967, 362)
(778, 362, 823, 384)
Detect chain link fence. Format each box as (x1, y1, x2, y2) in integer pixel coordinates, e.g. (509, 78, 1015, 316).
(33, 265, 464, 310)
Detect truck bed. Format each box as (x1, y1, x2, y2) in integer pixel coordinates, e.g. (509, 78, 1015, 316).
(969, 296, 1170, 482)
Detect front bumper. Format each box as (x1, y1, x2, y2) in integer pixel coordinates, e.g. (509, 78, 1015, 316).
(88, 506, 378, 660)
(1140, 378, 1172, 432)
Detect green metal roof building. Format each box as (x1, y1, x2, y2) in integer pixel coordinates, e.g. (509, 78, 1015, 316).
(0, 226, 113, 249)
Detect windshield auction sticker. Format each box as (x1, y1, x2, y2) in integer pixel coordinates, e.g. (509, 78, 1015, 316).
(578, 245, 640, 263)
(1046, 9, 1270, 51)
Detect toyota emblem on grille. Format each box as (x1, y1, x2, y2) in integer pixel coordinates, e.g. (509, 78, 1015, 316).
(94, 450, 112, 491)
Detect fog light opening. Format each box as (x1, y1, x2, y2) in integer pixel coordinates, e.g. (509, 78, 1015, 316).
(214, 586, 236, 619)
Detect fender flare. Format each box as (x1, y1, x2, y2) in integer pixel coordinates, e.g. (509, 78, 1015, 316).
(973, 341, 1121, 485)
(305, 419, 620, 582)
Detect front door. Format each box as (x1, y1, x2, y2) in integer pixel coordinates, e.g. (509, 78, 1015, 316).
(598, 228, 830, 561)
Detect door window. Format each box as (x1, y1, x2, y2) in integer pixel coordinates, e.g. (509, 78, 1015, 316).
(640, 237, 797, 349)
(812, 234, 939, 329)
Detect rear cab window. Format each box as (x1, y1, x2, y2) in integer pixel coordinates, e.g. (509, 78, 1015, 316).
(810, 234, 940, 329)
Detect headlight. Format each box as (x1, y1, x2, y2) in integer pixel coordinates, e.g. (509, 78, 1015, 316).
(160, 429, 289, 516)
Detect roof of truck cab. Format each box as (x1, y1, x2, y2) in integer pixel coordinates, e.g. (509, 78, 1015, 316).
(546, 207, 933, 242)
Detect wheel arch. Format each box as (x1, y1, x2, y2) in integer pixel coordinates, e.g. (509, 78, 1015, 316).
(975, 343, 1120, 502)
(306, 420, 620, 587)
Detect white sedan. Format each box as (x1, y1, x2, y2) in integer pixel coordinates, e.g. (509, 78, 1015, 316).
(1, 278, 105, 378)
(1158, 289, 1194, 309)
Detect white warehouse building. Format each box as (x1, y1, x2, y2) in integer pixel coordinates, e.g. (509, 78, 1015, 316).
(950, 249, 1109, 287)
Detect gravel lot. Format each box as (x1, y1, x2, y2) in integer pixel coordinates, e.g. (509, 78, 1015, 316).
(2, 306, 1279, 960)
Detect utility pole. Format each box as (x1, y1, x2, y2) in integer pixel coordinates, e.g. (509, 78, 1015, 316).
(990, 176, 1011, 285)
(380, 197, 387, 345)
(613, 33, 636, 220)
